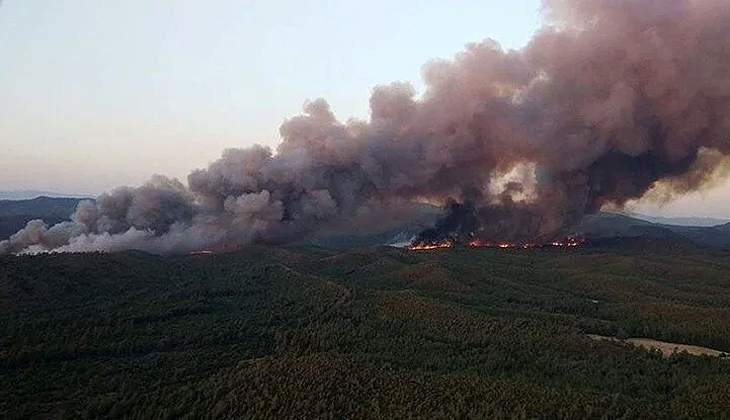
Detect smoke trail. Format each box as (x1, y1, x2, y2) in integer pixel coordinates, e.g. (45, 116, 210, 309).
(4, 0, 730, 254)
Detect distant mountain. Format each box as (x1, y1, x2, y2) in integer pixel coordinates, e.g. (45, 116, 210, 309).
(0, 190, 92, 200)
(0, 196, 89, 218)
(0, 196, 91, 240)
(582, 212, 730, 248)
(618, 212, 728, 227)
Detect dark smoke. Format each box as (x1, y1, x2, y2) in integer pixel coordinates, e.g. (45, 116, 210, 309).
(413, 199, 480, 245)
(4, 0, 730, 254)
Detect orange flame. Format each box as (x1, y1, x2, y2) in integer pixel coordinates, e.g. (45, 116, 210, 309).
(409, 236, 583, 251)
(468, 236, 583, 249)
(408, 240, 454, 250)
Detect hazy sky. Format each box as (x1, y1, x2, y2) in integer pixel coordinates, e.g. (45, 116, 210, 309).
(2, 0, 730, 217)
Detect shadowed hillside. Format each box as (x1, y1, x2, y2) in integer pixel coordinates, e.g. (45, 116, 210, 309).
(582, 213, 730, 248)
(0, 196, 89, 240)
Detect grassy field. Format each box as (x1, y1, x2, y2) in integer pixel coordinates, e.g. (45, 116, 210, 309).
(588, 335, 727, 357)
(2, 240, 730, 418)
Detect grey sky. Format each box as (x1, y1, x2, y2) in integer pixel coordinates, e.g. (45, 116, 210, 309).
(1, 0, 729, 217)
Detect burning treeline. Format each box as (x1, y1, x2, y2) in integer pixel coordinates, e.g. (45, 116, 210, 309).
(410, 200, 586, 249)
(3, 0, 730, 255)
(408, 237, 582, 251)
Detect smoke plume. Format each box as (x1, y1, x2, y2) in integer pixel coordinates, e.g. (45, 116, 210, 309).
(4, 0, 730, 254)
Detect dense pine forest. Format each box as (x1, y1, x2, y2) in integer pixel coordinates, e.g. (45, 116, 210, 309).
(2, 240, 730, 418)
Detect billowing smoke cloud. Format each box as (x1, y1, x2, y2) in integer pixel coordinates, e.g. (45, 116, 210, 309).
(4, 0, 730, 254)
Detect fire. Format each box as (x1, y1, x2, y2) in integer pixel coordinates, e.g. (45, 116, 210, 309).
(412, 236, 584, 251)
(550, 236, 582, 247)
(468, 238, 486, 247)
(467, 239, 525, 248)
(408, 240, 454, 251)
(483, 236, 582, 249)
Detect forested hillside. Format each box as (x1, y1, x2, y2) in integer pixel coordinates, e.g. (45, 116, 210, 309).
(0, 196, 88, 240)
(2, 242, 730, 418)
